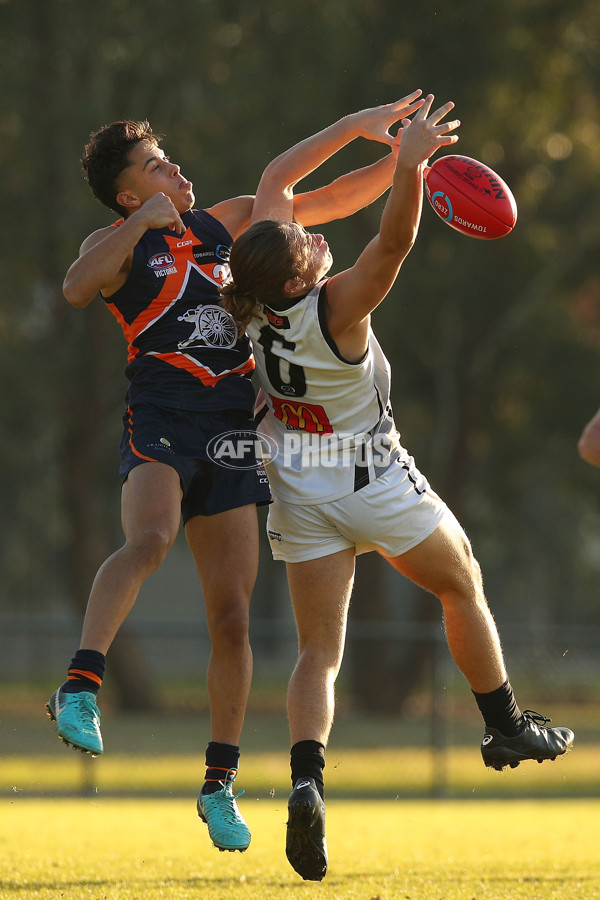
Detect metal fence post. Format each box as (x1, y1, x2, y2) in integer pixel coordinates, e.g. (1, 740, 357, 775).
(431, 627, 450, 798)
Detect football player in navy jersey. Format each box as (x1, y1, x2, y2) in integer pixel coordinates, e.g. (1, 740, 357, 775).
(222, 95, 574, 879)
(47, 96, 426, 853)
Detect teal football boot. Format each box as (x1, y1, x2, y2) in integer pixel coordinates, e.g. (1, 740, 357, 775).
(197, 771, 251, 852)
(46, 688, 103, 756)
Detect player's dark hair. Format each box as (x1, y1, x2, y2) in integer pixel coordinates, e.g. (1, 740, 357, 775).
(221, 220, 310, 333)
(81, 120, 161, 215)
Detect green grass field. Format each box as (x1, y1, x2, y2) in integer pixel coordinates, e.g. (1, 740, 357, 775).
(2, 796, 599, 899)
(2, 696, 598, 898)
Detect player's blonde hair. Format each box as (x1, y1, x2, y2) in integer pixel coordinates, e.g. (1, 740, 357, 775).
(221, 220, 310, 334)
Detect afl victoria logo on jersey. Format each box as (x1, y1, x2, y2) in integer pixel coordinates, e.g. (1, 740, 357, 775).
(147, 253, 177, 277)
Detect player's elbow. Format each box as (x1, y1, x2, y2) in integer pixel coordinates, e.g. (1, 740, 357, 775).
(63, 275, 93, 309)
(577, 433, 600, 467)
(257, 158, 296, 196)
(382, 228, 417, 259)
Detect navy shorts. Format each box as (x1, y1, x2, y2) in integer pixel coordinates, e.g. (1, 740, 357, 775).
(119, 404, 271, 523)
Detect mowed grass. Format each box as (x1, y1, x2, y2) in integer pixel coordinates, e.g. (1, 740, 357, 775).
(2, 744, 595, 798)
(1, 797, 600, 900)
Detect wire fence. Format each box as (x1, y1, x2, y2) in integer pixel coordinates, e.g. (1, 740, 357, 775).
(1, 615, 598, 798)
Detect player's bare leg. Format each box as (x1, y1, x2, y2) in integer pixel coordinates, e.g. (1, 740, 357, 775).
(186, 503, 259, 852)
(47, 461, 182, 755)
(286, 549, 355, 746)
(80, 462, 183, 652)
(284, 548, 355, 882)
(384, 510, 506, 693)
(384, 510, 573, 769)
(186, 504, 258, 747)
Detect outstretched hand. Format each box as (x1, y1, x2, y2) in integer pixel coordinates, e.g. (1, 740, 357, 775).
(349, 91, 425, 146)
(395, 94, 460, 167)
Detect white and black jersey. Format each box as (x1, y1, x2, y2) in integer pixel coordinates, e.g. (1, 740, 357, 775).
(247, 278, 408, 505)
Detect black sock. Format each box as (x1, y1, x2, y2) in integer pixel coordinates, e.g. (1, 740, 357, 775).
(61, 649, 106, 695)
(290, 740, 325, 800)
(473, 680, 523, 736)
(202, 741, 240, 795)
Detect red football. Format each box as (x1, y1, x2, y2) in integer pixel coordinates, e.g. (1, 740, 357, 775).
(424, 155, 517, 239)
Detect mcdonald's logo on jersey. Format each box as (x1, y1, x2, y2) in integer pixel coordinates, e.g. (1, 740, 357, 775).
(270, 395, 333, 434)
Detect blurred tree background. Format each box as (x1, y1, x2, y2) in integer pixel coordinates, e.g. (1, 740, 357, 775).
(1, 0, 599, 711)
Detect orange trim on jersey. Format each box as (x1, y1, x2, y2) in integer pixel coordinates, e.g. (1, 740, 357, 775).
(67, 669, 103, 685)
(105, 228, 235, 367)
(104, 228, 194, 348)
(147, 351, 255, 387)
(105, 301, 131, 342)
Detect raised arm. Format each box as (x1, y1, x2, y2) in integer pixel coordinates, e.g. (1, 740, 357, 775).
(293, 152, 396, 226)
(250, 93, 424, 226)
(208, 152, 398, 240)
(325, 95, 459, 357)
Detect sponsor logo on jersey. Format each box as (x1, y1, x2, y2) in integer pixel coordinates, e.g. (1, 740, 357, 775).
(270, 395, 333, 434)
(267, 529, 283, 543)
(192, 245, 214, 261)
(264, 307, 290, 329)
(192, 242, 231, 263)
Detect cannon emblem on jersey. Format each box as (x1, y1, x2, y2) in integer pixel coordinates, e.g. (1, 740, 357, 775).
(177, 304, 238, 350)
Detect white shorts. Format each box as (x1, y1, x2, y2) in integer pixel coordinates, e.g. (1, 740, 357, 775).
(266, 455, 448, 564)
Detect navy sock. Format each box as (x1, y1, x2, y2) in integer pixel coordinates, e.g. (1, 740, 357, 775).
(290, 740, 325, 800)
(473, 680, 523, 736)
(202, 741, 240, 795)
(61, 649, 106, 695)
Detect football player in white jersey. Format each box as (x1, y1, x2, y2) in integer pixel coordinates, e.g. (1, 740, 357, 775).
(222, 96, 574, 882)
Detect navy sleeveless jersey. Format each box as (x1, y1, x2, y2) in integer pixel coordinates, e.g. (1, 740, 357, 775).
(105, 208, 255, 411)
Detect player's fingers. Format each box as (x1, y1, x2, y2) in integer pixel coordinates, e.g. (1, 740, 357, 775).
(439, 117, 461, 133)
(169, 214, 185, 234)
(389, 89, 423, 110)
(428, 101, 456, 125)
(415, 94, 435, 119)
(394, 99, 425, 121)
(369, 130, 395, 146)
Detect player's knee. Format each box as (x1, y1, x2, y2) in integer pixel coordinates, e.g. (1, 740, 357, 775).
(126, 527, 175, 571)
(438, 544, 486, 611)
(208, 602, 250, 648)
(298, 636, 345, 676)
(453, 528, 485, 595)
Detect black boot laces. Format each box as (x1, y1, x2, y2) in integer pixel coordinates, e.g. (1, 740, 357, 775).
(521, 709, 551, 730)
